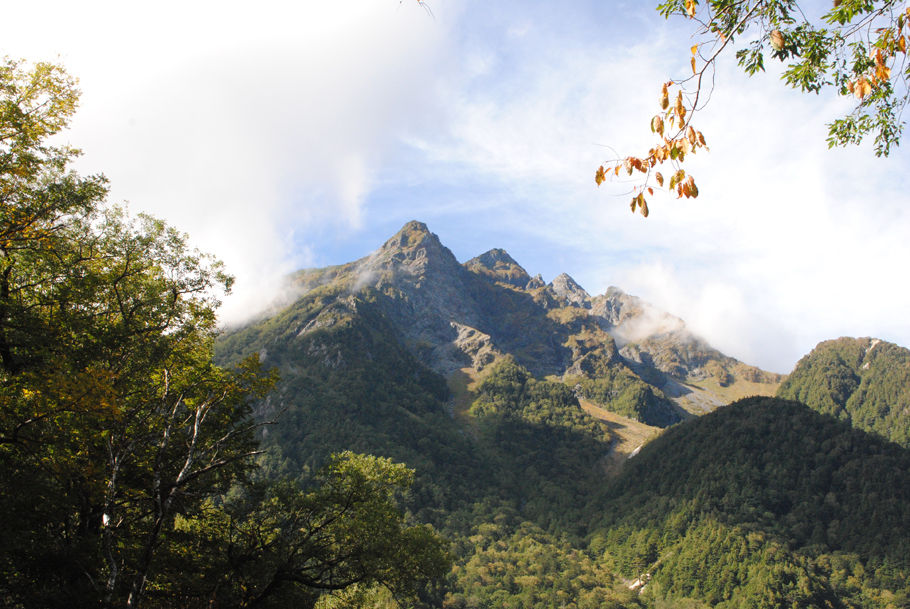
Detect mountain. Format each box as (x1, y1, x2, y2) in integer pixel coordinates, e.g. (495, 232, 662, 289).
(777, 337, 910, 447)
(219, 221, 780, 428)
(214, 222, 910, 609)
(591, 396, 910, 608)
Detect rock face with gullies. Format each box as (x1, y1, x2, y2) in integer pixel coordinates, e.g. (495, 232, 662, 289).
(549, 273, 590, 307)
(353, 221, 481, 358)
(219, 220, 782, 424)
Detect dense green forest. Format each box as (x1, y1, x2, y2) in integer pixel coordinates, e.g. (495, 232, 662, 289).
(591, 397, 910, 607)
(778, 337, 910, 447)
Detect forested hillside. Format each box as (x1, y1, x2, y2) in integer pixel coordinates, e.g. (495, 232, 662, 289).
(591, 397, 910, 608)
(778, 337, 910, 447)
(212, 220, 910, 609)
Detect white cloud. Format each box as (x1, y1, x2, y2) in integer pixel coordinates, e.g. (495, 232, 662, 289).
(2, 0, 453, 322)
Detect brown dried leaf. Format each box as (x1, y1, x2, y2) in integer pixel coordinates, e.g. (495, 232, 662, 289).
(855, 77, 872, 100)
(655, 171, 664, 187)
(770, 29, 785, 51)
(651, 115, 665, 136)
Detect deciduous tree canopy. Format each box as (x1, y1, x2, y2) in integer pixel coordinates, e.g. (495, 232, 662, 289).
(0, 57, 449, 609)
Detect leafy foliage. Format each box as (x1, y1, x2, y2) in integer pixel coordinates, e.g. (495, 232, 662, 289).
(600, 0, 910, 215)
(146, 453, 451, 609)
(0, 58, 449, 609)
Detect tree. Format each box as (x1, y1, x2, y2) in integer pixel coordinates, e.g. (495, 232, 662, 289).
(0, 57, 450, 609)
(0, 56, 277, 608)
(152, 453, 451, 609)
(596, 0, 910, 216)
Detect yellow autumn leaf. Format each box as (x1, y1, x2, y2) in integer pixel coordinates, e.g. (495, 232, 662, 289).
(899, 36, 906, 53)
(691, 44, 698, 56)
(691, 56, 697, 74)
(685, 0, 696, 18)
(855, 76, 872, 100)
(655, 171, 664, 187)
(595, 165, 606, 186)
(873, 48, 885, 67)
(651, 115, 665, 135)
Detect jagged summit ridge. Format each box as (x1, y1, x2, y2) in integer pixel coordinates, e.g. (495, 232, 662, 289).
(464, 248, 531, 289)
(235, 220, 781, 416)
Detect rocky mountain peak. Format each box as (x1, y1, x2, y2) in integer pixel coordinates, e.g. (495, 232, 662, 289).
(549, 273, 590, 307)
(380, 220, 445, 255)
(364, 220, 461, 275)
(464, 248, 531, 288)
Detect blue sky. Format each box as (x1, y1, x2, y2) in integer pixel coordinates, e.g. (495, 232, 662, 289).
(4, 0, 909, 373)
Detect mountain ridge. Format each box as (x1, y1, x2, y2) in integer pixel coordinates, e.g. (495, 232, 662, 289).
(212, 221, 910, 609)
(220, 220, 781, 425)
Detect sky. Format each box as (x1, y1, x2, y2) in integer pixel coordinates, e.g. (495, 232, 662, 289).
(3, 0, 908, 374)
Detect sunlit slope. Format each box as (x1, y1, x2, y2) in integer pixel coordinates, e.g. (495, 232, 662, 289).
(778, 336, 910, 447)
(590, 396, 910, 608)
